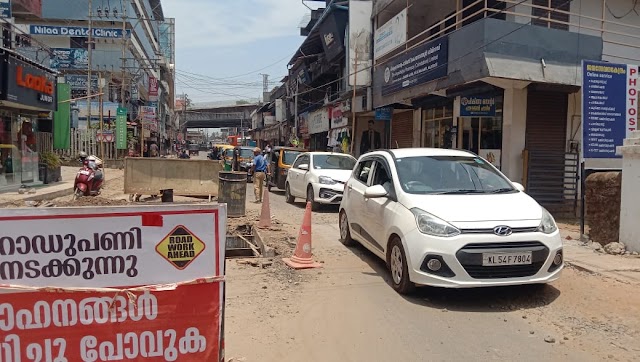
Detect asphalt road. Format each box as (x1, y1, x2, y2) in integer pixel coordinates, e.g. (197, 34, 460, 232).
(223, 183, 639, 362)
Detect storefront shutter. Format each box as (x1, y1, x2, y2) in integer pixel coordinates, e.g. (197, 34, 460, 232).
(390, 111, 413, 149)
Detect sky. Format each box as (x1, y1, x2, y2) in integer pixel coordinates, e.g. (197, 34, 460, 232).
(162, 0, 324, 105)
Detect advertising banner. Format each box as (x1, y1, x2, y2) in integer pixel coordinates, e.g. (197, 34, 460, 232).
(582, 60, 639, 159)
(50, 48, 89, 70)
(0, 0, 11, 18)
(460, 96, 497, 117)
(141, 106, 158, 132)
(116, 107, 127, 149)
(379, 36, 448, 96)
(0, 204, 226, 361)
(348, 0, 372, 87)
(66, 74, 98, 90)
(149, 76, 159, 99)
(29, 24, 130, 38)
(54, 83, 71, 150)
(374, 7, 407, 60)
(330, 103, 348, 128)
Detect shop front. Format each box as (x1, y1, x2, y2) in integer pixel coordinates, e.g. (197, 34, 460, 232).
(457, 93, 503, 169)
(0, 54, 57, 189)
(328, 102, 351, 153)
(308, 107, 330, 151)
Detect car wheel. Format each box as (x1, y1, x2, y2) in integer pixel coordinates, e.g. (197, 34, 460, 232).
(285, 183, 295, 204)
(387, 237, 415, 295)
(306, 185, 319, 211)
(339, 210, 355, 246)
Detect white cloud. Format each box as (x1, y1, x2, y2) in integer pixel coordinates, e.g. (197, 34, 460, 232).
(163, 0, 322, 49)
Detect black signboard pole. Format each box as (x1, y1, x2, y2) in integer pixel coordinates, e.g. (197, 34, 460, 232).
(580, 161, 586, 241)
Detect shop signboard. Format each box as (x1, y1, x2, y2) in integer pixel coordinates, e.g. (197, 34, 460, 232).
(0, 204, 226, 361)
(308, 108, 330, 134)
(374, 7, 407, 60)
(319, 10, 348, 62)
(375, 106, 393, 121)
(28, 24, 130, 38)
(3, 54, 57, 111)
(65, 74, 98, 90)
(149, 76, 159, 100)
(50, 48, 89, 70)
(582, 60, 639, 159)
(460, 96, 496, 117)
(116, 107, 127, 149)
(330, 103, 348, 128)
(379, 36, 448, 96)
(0, 0, 11, 18)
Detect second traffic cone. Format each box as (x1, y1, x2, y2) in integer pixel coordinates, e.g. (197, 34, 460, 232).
(257, 186, 271, 229)
(283, 201, 322, 269)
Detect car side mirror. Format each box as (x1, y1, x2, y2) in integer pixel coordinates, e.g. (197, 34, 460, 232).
(364, 184, 388, 198)
(512, 182, 525, 192)
(298, 164, 309, 171)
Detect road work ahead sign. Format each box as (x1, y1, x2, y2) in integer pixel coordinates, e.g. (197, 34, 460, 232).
(0, 204, 227, 361)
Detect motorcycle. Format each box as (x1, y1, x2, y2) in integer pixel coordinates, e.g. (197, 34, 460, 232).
(73, 157, 104, 200)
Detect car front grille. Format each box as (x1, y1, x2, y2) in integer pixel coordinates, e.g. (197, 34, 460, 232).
(460, 227, 539, 234)
(456, 242, 549, 279)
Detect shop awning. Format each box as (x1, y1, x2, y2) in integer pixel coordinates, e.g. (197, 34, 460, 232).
(483, 54, 582, 87)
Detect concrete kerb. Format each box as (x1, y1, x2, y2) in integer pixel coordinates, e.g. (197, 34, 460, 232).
(252, 226, 276, 258)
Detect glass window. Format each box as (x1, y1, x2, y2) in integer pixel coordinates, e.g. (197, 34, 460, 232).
(312, 154, 356, 170)
(283, 151, 302, 165)
(293, 154, 309, 168)
(239, 148, 254, 159)
(372, 160, 394, 193)
(355, 159, 374, 184)
(480, 119, 503, 149)
(395, 156, 514, 194)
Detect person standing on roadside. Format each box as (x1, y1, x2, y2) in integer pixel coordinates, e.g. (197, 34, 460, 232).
(251, 147, 269, 203)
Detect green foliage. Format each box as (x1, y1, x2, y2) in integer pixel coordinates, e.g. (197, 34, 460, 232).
(40, 151, 61, 170)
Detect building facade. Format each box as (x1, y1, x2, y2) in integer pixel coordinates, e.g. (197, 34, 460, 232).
(13, 0, 175, 152)
(370, 0, 639, 214)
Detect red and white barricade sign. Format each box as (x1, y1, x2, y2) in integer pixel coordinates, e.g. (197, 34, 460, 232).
(0, 204, 227, 362)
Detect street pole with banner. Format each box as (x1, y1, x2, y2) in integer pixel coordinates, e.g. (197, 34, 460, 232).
(87, 0, 93, 128)
(98, 72, 105, 162)
(0, 204, 227, 361)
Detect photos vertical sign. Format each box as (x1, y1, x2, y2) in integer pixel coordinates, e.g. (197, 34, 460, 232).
(116, 107, 128, 149)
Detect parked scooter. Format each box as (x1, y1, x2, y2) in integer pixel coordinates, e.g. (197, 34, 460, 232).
(73, 152, 104, 200)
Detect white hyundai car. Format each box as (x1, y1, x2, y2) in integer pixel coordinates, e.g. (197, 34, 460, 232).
(285, 152, 357, 210)
(339, 148, 563, 293)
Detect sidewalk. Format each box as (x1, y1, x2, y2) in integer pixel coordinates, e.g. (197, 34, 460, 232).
(559, 223, 640, 284)
(0, 166, 124, 206)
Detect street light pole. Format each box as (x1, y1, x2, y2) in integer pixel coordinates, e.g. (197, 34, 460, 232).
(87, 0, 93, 128)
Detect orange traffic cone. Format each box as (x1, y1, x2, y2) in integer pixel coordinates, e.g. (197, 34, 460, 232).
(257, 187, 271, 229)
(283, 201, 322, 269)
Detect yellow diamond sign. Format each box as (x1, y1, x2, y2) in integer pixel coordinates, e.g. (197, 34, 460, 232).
(156, 225, 206, 270)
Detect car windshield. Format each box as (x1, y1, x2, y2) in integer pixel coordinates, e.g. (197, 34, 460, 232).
(313, 154, 356, 170)
(395, 156, 515, 194)
(283, 151, 302, 165)
(240, 149, 254, 159)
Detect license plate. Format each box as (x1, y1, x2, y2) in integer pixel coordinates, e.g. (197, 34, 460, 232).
(482, 252, 532, 266)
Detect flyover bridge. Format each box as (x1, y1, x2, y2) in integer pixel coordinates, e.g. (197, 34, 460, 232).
(182, 104, 258, 129)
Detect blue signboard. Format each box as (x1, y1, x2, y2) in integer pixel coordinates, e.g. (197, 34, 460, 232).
(582, 60, 637, 159)
(375, 107, 393, 120)
(460, 95, 496, 117)
(379, 36, 448, 96)
(50, 48, 88, 70)
(0, 0, 11, 19)
(30, 25, 130, 38)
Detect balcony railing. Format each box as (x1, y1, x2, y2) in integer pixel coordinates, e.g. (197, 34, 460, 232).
(377, 0, 640, 65)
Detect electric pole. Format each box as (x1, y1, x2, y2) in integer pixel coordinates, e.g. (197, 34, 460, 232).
(87, 0, 93, 128)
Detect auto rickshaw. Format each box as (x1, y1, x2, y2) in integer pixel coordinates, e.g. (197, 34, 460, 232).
(267, 146, 307, 192)
(187, 143, 200, 156)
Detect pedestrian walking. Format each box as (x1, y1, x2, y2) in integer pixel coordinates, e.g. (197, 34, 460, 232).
(251, 147, 269, 203)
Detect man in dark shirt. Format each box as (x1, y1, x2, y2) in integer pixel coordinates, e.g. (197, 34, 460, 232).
(360, 120, 381, 155)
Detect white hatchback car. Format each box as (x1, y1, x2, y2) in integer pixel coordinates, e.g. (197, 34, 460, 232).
(285, 152, 357, 210)
(339, 148, 563, 294)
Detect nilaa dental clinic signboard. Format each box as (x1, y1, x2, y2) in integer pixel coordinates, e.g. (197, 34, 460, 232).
(582, 60, 639, 160)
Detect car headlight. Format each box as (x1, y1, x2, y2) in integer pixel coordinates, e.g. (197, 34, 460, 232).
(318, 176, 337, 185)
(538, 207, 558, 234)
(410, 208, 460, 237)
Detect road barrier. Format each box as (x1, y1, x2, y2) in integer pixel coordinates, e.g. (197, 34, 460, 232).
(0, 204, 227, 361)
(124, 157, 223, 198)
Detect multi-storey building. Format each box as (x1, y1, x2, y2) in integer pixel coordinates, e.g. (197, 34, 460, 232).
(370, 0, 639, 214)
(14, 0, 175, 151)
